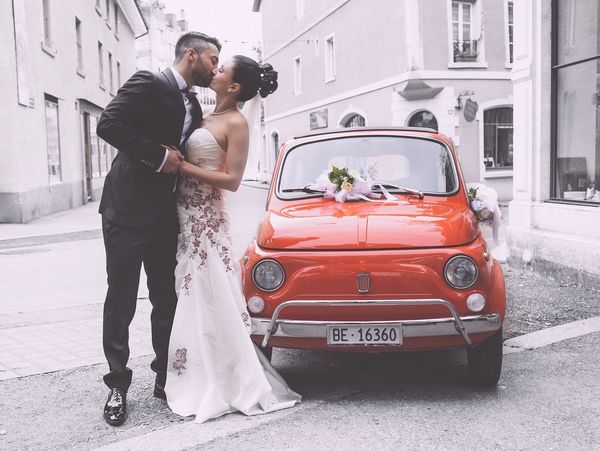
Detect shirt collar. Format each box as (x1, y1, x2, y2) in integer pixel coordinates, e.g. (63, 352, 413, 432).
(170, 67, 188, 91)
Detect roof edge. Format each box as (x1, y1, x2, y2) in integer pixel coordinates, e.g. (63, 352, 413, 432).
(293, 126, 438, 140)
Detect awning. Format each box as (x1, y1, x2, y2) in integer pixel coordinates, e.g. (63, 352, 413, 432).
(397, 78, 443, 101)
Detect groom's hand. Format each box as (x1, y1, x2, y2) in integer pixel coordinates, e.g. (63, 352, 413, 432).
(160, 146, 185, 174)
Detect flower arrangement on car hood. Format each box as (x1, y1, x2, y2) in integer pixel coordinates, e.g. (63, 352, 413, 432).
(313, 166, 380, 203)
(467, 183, 502, 245)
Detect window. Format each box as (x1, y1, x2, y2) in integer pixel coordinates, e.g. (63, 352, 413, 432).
(452, 1, 477, 62)
(272, 132, 280, 159)
(552, 1, 600, 203)
(117, 61, 121, 88)
(315, 38, 320, 56)
(408, 110, 438, 131)
(113, 2, 119, 34)
(108, 52, 114, 94)
(42, 0, 52, 48)
(45, 95, 62, 184)
(105, 0, 110, 24)
(96, 0, 102, 13)
(325, 34, 336, 82)
(483, 107, 513, 170)
(98, 42, 105, 88)
(296, 0, 305, 19)
(342, 114, 366, 128)
(293, 56, 302, 95)
(76, 18, 83, 73)
(506, 1, 514, 64)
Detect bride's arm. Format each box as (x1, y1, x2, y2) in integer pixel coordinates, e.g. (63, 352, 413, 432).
(179, 118, 249, 192)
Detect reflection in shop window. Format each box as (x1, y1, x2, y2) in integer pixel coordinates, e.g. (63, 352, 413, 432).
(483, 107, 513, 170)
(553, 0, 600, 203)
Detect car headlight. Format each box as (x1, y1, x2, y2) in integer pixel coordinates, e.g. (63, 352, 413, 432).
(252, 259, 285, 292)
(444, 255, 478, 289)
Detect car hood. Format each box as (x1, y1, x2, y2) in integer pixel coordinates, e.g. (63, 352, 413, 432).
(256, 200, 478, 250)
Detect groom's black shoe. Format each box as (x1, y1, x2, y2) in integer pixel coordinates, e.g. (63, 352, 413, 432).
(103, 388, 127, 426)
(153, 383, 166, 400)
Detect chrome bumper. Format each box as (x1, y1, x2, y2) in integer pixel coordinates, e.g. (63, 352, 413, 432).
(252, 299, 502, 348)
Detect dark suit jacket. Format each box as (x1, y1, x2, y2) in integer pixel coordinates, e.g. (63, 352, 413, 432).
(97, 68, 202, 227)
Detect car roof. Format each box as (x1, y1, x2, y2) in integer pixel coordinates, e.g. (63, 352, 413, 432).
(293, 126, 438, 140)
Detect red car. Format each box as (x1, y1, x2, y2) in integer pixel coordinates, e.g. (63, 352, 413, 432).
(241, 127, 505, 387)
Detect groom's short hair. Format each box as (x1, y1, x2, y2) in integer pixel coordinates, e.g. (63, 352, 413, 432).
(174, 32, 222, 62)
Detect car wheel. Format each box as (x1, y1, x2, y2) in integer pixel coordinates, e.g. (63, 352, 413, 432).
(258, 346, 273, 362)
(467, 328, 503, 388)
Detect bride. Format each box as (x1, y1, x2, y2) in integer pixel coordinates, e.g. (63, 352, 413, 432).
(164, 55, 301, 423)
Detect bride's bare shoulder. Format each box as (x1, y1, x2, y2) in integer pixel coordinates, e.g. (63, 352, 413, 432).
(229, 111, 248, 130)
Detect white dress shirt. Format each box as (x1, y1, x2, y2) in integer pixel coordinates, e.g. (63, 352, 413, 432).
(156, 67, 195, 172)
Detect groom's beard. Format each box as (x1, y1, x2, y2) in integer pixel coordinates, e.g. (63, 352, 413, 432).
(192, 68, 213, 87)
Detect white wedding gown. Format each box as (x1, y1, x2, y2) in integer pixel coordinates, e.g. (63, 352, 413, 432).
(165, 128, 301, 423)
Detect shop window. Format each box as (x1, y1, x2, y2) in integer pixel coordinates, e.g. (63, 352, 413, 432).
(408, 110, 438, 131)
(483, 107, 513, 170)
(45, 95, 62, 184)
(552, 0, 600, 203)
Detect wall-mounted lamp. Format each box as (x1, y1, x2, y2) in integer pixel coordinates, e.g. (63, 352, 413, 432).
(455, 89, 475, 110)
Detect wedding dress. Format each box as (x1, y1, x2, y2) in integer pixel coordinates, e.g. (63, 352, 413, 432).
(164, 127, 301, 423)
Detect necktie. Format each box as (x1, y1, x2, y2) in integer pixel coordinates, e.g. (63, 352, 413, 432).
(181, 88, 202, 148)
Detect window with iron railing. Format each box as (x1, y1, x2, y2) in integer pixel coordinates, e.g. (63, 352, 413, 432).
(452, 0, 479, 62)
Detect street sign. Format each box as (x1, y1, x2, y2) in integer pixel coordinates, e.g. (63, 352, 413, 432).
(464, 98, 478, 122)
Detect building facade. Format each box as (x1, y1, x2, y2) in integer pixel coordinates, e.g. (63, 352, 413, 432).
(508, 0, 600, 277)
(136, 0, 187, 73)
(136, 1, 217, 113)
(252, 0, 515, 199)
(0, 0, 146, 223)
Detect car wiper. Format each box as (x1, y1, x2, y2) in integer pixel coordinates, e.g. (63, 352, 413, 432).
(372, 182, 424, 199)
(281, 186, 324, 194)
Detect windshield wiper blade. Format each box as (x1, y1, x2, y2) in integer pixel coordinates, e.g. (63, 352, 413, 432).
(281, 185, 324, 194)
(372, 182, 424, 199)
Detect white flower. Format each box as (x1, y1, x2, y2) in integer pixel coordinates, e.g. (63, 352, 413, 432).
(341, 181, 353, 191)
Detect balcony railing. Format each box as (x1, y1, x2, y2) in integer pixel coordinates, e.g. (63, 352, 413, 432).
(453, 39, 479, 62)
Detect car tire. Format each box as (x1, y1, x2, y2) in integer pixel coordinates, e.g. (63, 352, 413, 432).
(258, 346, 273, 362)
(467, 328, 503, 388)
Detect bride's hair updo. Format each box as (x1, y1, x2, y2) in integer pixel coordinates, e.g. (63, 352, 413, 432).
(232, 55, 278, 102)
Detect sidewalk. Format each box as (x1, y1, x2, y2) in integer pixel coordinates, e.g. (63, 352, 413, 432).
(0, 201, 102, 248)
(0, 180, 269, 249)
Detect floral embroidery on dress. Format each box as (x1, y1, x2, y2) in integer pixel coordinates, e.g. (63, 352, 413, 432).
(173, 348, 187, 375)
(241, 312, 251, 327)
(182, 274, 192, 296)
(176, 176, 234, 273)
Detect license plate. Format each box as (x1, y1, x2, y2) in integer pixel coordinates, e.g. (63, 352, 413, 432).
(327, 324, 402, 346)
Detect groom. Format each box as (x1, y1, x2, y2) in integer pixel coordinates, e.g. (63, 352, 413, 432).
(96, 31, 221, 426)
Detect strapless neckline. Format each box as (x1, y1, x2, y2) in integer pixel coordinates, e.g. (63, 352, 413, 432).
(193, 128, 225, 152)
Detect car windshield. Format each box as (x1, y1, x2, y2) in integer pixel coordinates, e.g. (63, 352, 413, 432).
(277, 135, 459, 198)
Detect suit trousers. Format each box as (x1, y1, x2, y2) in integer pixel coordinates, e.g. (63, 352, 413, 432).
(102, 206, 178, 391)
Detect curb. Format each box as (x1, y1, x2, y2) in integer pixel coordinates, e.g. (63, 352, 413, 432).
(0, 229, 102, 250)
(503, 315, 600, 354)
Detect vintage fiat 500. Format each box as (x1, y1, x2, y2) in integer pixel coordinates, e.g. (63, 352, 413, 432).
(241, 127, 505, 387)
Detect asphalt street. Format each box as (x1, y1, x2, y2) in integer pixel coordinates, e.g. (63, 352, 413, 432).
(1, 184, 599, 450)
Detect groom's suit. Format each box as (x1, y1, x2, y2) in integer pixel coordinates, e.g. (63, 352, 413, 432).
(97, 68, 202, 391)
